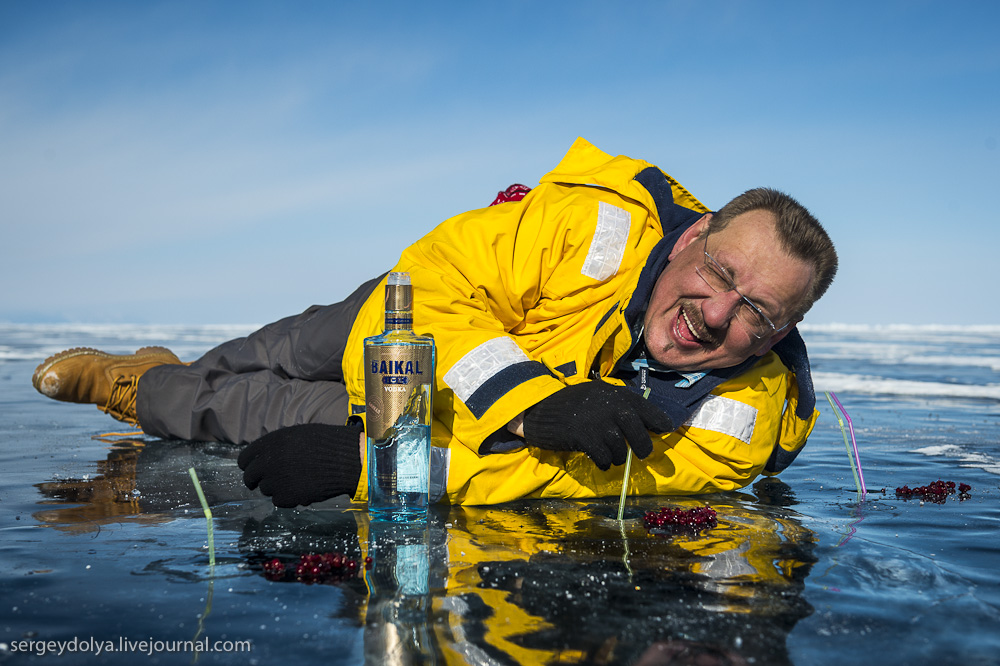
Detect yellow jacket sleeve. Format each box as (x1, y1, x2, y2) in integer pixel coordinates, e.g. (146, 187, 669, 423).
(344, 139, 671, 456)
(438, 352, 817, 504)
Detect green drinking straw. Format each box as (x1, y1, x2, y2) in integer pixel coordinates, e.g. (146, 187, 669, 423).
(617, 449, 634, 522)
(188, 467, 216, 568)
(617, 387, 650, 522)
(617, 384, 650, 579)
(824, 392, 864, 499)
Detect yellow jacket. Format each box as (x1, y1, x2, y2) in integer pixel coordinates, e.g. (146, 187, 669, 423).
(345, 138, 818, 505)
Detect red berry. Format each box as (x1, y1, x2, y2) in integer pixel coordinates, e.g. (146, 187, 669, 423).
(265, 551, 367, 584)
(643, 505, 717, 534)
(895, 479, 970, 503)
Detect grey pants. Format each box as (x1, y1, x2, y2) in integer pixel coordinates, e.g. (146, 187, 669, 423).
(136, 275, 383, 445)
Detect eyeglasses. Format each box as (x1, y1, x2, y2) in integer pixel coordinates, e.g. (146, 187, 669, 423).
(694, 234, 790, 340)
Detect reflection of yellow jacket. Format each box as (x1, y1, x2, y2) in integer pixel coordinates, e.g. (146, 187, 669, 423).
(354, 498, 816, 665)
(346, 138, 818, 505)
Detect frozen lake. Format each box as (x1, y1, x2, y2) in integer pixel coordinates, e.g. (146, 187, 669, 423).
(1, 323, 999, 664)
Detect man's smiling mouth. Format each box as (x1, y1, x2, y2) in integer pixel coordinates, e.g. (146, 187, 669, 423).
(676, 302, 719, 347)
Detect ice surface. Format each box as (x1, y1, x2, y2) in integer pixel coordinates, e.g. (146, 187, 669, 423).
(1, 324, 999, 665)
(814, 371, 1000, 400)
(912, 444, 1000, 475)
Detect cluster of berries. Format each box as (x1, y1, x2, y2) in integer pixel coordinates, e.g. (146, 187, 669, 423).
(643, 506, 718, 533)
(261, 552, 373, 583)
(895, 480, 972, 504)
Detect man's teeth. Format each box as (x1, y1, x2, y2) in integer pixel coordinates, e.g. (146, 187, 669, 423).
(681, 310, 706, 342)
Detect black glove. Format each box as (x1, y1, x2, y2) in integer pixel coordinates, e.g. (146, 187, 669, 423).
(238, 423, 363, 508)
(522, 381, 674, 471)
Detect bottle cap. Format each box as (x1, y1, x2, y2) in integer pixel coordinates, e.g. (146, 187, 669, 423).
(387, 272, 410, 286)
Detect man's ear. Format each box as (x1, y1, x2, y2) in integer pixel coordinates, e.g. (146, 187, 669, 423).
(668, 213, 712, 261)
(754, 319, 800, 357)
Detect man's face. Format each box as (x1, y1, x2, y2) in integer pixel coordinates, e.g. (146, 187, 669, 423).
(643, 210, 814, 371)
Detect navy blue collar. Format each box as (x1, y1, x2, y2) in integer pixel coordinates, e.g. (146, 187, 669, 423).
(622, 166, 816, 422)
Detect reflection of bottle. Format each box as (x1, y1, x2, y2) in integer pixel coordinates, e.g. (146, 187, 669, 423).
(364, 272, 435, 523)
(364, 522, 435, 665)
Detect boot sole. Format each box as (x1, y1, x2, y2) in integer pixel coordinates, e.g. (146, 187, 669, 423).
(31, 346, 177, 392)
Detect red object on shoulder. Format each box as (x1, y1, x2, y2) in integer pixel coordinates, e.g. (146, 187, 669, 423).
(490, 184, 531, 206)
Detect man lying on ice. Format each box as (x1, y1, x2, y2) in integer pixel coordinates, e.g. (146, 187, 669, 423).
(32, 138, 838, 508)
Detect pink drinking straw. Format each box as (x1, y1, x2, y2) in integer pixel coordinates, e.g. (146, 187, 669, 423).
(829, 392, 866, 497)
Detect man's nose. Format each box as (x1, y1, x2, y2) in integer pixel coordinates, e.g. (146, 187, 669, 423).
(701, 290, 743, 329)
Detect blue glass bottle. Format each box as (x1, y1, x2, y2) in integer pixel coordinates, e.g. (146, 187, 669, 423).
(364, 273, 435, 523)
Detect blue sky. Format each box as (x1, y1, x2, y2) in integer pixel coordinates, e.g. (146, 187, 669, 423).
(2, 1, 998, 325)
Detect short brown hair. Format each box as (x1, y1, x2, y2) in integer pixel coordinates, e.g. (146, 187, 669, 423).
(707, 187, 837, 319)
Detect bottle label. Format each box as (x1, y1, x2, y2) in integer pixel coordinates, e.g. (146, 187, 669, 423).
(364, 345, 434, 441)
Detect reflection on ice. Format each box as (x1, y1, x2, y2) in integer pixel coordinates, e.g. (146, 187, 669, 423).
(32, 437, 255, 534)
(30, 440, 818, 665)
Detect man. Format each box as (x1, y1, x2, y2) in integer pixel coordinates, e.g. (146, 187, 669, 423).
(33, 138, 837, 508)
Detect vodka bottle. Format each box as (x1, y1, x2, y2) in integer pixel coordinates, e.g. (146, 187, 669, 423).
(364, 272, 435, 522)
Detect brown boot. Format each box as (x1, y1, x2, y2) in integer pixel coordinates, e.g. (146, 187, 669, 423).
(32, 347, 183, 426)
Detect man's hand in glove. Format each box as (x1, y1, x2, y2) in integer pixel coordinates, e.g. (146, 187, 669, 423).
(522, 381, 674, 471)
(238, 423, 363, 508)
